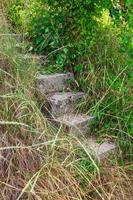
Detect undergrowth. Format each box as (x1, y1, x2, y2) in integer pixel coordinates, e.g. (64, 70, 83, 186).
(0, 2, 133, 200)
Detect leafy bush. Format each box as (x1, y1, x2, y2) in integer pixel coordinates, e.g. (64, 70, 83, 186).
(7, 0, 128, 67)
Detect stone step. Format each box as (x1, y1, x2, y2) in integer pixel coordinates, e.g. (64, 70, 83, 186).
(82, 138, 116, 160)
(24, 54, 46, 65)
(46, 92, 85, 117)
(97, 141, 116, 159)
(55, 113, 94, 135)
(0, 33, 26, 42)
(37, 73, 74, 94)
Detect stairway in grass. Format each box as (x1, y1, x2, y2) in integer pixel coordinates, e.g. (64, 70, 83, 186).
(1, 27, 116, 160)
(37, 72, 116, 160)
(0, 7, 116, 160)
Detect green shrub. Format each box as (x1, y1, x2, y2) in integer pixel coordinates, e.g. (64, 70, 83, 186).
(7, 0, 127, 67)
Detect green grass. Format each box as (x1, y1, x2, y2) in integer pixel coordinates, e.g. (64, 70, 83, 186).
(0, 6, 133, 200)
(37, 25, 133, 163)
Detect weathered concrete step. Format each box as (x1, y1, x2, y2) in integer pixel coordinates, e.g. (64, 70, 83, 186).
(37, 73, 74, 94)
(47, 92, 85, 117)
(82, 138, 116, 160)
(55, 113, 94, 135)
(24, 54, 46, 65)
(0, 33, 26, 42)
(97, 141, 116, 159)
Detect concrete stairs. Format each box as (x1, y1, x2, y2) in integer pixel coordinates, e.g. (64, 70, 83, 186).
(37, 72, 116, 161)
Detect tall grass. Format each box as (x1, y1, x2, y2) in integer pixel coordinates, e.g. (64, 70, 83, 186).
(0, 19, 99, 200)
(0, 7, 133, 200)
(72, 26, 133, 164)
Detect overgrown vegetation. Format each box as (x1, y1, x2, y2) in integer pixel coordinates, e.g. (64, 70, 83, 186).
(0, 26, 97, 199)
(7, 0, 133, 159)
(1, 29, 133, 200)
(0, 0, 133, 199)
